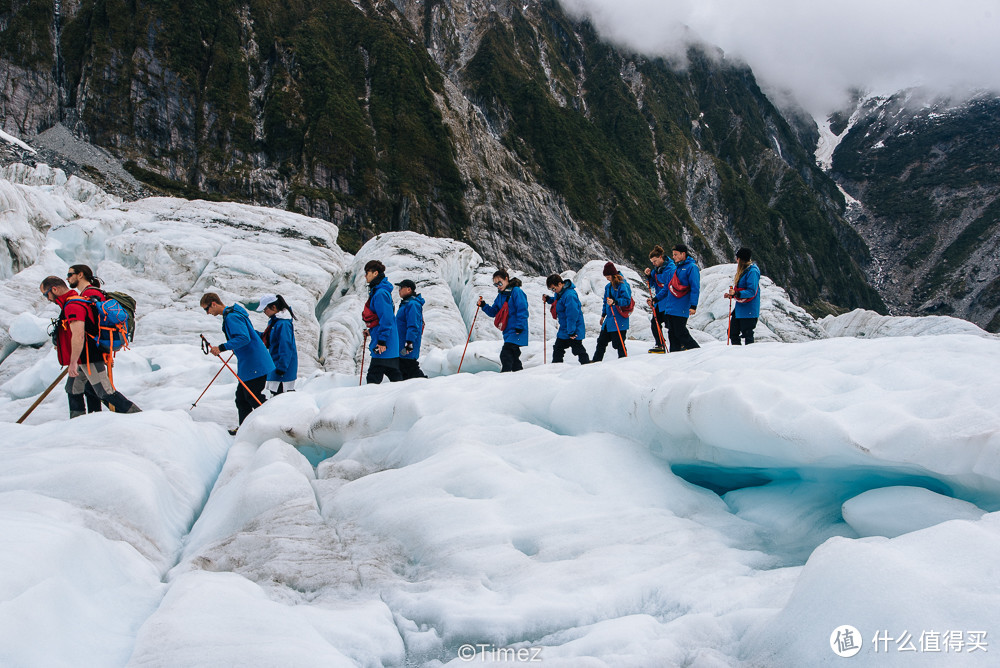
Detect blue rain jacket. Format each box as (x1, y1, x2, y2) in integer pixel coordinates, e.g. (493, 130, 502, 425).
(601, 276, 633, 332)
(367, 276, 400, 360)
(732, 263, 761, 319)
(545, 280, 585, 340)
(219, 303, 275, 380)
(264, 313, 298, 382)
(664, 257, 700, 316)
(396, 294, 425, 360)
(482, 280, 529, 346)
(646, 260, 675, 313)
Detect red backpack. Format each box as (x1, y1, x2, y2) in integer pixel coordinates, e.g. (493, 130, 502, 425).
(550, 297, 558, 319)
(668, 273, 690, 298)
(362, 298, 379, 328)
(493, 302, 510, 330)
(615, 297, 636, 318)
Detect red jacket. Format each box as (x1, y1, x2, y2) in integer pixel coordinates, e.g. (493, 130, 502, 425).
(53, 290, 99, 366)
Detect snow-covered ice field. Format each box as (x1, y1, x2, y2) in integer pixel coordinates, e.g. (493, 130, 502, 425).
(2, 154, 999, 666)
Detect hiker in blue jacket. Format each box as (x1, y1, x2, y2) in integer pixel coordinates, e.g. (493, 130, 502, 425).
(663, 244, 701, 352)
(478, 269, 528, 372)
(201, 292, 274, 431)
(643, 245, 674, 354)
(256, 294, 298, 394)
(543, 274, 590, 365)
(724, 247, 761, 345)
(593, 262, 632, 362)
(362, 260, 403, 384)
(395, 279, 427, 380)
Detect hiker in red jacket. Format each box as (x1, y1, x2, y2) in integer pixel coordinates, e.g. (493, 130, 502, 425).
(66, 264, 105, 412)
(40, 276, 141, 418)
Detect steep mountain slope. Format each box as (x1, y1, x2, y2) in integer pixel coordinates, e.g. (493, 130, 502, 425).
(0, 0, 884, 314)
(825, 92, 1000, 331)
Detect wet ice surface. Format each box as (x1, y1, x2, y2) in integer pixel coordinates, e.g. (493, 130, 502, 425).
(2, 161, 999, 666)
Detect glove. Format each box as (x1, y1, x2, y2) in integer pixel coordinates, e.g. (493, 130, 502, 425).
(404, 341, 414, 354)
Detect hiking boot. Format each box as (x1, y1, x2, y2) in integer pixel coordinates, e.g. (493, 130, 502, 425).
(647, 346, 666, 354)
(228, 427, 239, 436)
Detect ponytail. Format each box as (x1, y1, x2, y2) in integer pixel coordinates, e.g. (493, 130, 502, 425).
(69, 264, 101, 288)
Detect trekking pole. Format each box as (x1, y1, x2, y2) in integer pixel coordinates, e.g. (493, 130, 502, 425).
(200, 335, 263, 407)
(726, 293, 733, 346)
(647, 282, 668, 351)
(456, 304, 480, 374)
(543, 298, 547, 364)
(359, 330, 368, 386)
(612, 306, 628, 357)
(16, 368, 69, 424)
(190, 353, 235, 409)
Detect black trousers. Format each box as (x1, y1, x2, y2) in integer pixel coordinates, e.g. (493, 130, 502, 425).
(592, 328, 627, 361)
(367, 358, 403, 384)
(499, 342, 523, 372)
(665, 314, 700, 352)
(730, 316, 758, 345)
(236, 374, 268, 425)
(84, 383, 102, 413)
(552, 338, 590, 364)
(400, 358, 426, 380)
(650, 310, 669, 348)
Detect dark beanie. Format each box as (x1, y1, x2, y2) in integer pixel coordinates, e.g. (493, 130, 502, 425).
(672, 243, 689, 254)
(603, 261, 618, 276)
(736, 247, 752, 261)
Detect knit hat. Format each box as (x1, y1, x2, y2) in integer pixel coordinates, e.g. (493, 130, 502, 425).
(672, 243, 689, 254)
(736, 247, 752, 261)
(603, 261, 618, 276)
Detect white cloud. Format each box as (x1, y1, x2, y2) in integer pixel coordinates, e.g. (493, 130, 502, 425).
(558, 0, 1000, 115)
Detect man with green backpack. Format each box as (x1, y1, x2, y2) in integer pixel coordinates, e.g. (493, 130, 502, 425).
(40, 276, 141, 418)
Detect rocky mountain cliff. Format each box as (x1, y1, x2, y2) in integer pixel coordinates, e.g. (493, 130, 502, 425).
(823, 91, 1000, 331)
(0, 0, 885, 314)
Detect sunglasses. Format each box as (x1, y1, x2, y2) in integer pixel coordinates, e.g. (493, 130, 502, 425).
(43, 288, 55, 300)
(203, 305, 211, 314)
(66, 272, 76, 278)
(493, 281, 504, 288)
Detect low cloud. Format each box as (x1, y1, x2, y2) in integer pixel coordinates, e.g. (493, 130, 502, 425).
(559, 0, 1000, 116)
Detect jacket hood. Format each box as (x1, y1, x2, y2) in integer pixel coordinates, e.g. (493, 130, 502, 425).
(403, 294, 426, 307)
(369, 276, 393, 295)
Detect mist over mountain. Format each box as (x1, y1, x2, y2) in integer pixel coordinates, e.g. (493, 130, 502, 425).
(1, 0, 887, 317)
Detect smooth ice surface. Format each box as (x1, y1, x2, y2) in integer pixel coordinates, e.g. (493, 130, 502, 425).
(1, 161, 999, 666)
(842, 486, 987, 538)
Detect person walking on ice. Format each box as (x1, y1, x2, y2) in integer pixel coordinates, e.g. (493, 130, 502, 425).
(362, 260, 403, 384)
(478, 269, 528, 372)
(543, 274, 590, 365)
(66, 264, 105, 414)
(40, 276, 141, 418)
(200, 292, 274, 433)
(644, 246, 674, 354)
(395, 279, 427, 380)
(724, 247, 761, 345)
(593, 262, 633, 362)
(256, 294, 298, 395)
(663, 244, 701, 351)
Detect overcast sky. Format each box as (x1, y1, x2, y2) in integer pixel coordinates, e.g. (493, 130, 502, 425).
(559, 0, 1000, 116)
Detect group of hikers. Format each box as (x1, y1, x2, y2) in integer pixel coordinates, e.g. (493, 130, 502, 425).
(34, 244, 760, 432)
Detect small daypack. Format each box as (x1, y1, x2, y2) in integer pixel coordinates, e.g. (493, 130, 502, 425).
(615, 297, 636, 318)
(362, 298, 379, 328)
(493, 301, 510, 330)
(668, 273, 690, 298)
